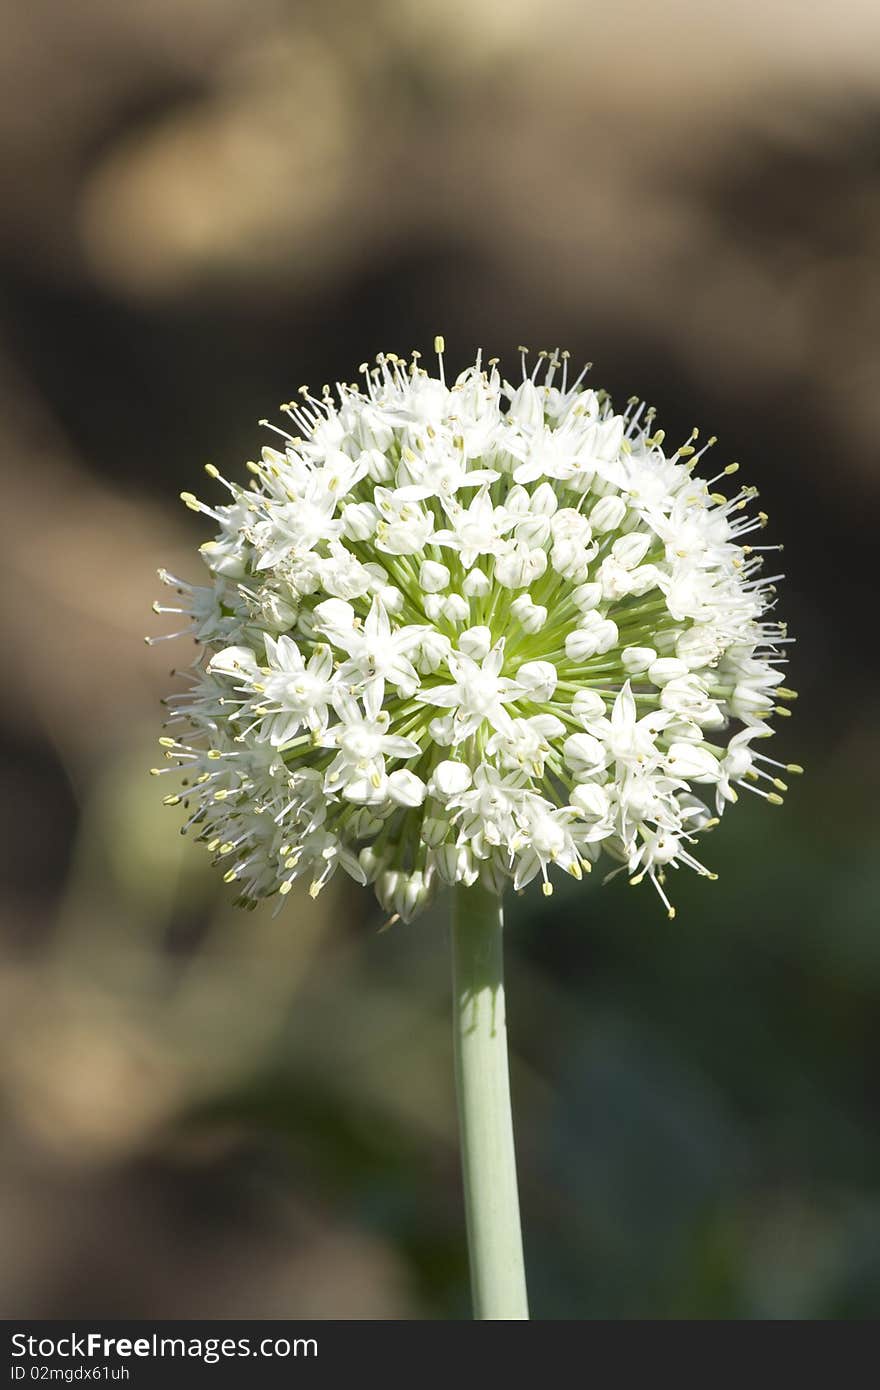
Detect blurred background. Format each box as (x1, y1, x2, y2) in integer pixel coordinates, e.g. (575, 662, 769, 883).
(1, 0, 879, 1320)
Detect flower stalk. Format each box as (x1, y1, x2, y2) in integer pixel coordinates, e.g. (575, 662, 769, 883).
(452, 882, 528, 1320)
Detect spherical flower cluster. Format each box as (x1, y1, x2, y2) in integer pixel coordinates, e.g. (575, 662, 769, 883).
(153, 342, 799, 921)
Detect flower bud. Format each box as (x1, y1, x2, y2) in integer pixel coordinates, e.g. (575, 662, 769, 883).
(571, 689, 606, 722)
(434, 844, 478, 886)
(571, 782, 611, 819)
(387, 769, 427, 806)
(348, 810, 384, 838)
(565, 616, 618, 661)
(358, 845, 390, 881)
(590, 494, 627, 533)
(420, 816, 448, 847)
(462, 567, 491, 598)
(596, 557, 633, 600)
(419, 560, 450, 593)
(377, 585, 404, 615)
(627, 563, 663, 596)
(661, 675, 721, 725)
(730, 683, 773, 718)
(571, 582, 602, 612)
(478, 858, 510, 895)
(621, 646, 656, 673)
(516, 660, 558, 702)
(551, 538, 591, 581)
(510, 595, 548, 633)
(508, 379, 545, 428)
(208, 645, 259, 679)
(376, 868, 435, 921)
(416, 629, 452, 674)
(504, 484, 531, 515)
(493, 544, 547, 590)
(442, 593, 470, 624)
(665, 743, 720, 782)
(676, 625, 722, 669)
(431, 760, 473, 796)
(648, 657, 689, 686)
(459, 626, 492, 660)
(611, 532, 652, 569)
(531, 481, 558, 515)
(361, 447, 394, 482)
(515, 515, 552, 548)
(341, 501, 379, 541)
(563, 732, 606, 777)
(551, 508, 591, 544)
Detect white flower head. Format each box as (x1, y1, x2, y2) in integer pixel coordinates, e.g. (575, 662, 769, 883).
(154, 342, 799, 920)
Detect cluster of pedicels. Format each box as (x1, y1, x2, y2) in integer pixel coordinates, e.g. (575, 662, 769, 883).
(152, 341, 799, 922)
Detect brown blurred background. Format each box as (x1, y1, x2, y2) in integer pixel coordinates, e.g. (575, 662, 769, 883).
(1, 0, 879, 1319)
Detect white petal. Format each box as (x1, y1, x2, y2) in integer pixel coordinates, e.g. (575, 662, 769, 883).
(387, 769, 427, 807)
(207, 645, 258, 679)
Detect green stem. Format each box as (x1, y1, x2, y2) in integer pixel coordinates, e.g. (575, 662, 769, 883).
(451, 882, 529, 1320)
